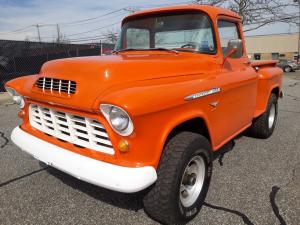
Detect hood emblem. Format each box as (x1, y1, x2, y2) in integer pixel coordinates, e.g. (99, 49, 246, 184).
(185, 88, 221, 101)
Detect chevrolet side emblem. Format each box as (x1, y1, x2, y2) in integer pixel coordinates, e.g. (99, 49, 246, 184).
(185, 88, 221, 101)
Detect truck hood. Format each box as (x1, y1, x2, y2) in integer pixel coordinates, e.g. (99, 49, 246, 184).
(32, 52, 217, 111)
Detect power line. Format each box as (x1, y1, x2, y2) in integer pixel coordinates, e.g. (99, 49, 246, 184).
(60, 8, 126, 25)
(60, 11, 128, 27)
(64, 21, 121, 37)
(0, 8, 126, 36)
(0, 25, 34, 35)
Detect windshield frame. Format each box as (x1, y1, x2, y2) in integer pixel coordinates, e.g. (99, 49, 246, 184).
(115, 10, 218, 55)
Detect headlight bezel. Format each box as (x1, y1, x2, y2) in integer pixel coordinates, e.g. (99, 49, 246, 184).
(5, 87, 25, 108)
(100, 104, 134, 136)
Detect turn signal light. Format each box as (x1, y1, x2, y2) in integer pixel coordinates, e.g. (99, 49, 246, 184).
(118, 140, 129, 153)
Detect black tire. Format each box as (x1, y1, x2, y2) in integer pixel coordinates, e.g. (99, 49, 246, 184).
(249, 93, 278, 139)
(143, 132, 212, 225)
(284, 66, 292, 73)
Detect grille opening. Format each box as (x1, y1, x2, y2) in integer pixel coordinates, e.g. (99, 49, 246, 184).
(92, 120, 102, 125)
(94, 126, 106, 132)
(78, 136, 89, 142)
(43, 112, 51, 117)
(95, 134, 109, 140)
(57, 117, 67, 122)
(57, 138, 67, 142)
(76, 129, 88, 135)
(72, 115, 85, 120)
(56, 112, 65, 116)
(74, 121, 86, 126)
(74, 144, 85, 148)
(96, 142, 113, 148)
(45, 119, 52, 124)
(47, 126, 54, 130)
(59, 124, 68, 129)
(60, 131, 70, 136)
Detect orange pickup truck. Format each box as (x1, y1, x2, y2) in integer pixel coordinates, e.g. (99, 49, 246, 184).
(6, 5, 283, 225)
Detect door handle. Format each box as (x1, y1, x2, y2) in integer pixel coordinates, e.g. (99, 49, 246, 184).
(243, 61, 251, 65)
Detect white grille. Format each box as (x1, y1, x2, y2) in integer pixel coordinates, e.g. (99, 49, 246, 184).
(36, 77, 77, 94)
(29, 104, 114, 155)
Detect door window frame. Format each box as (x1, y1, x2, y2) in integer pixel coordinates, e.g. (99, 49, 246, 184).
(216, 16, 245, 58)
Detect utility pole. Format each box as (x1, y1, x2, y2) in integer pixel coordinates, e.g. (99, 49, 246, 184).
(297, 0, 300, 63)
(295, 0, 300, 62)
(56, 24, 61, 43)
(35, 24, 41, 42)
(100, 40, 103, 55)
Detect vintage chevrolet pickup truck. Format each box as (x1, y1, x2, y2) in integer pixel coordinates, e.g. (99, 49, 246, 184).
(6, 5, 283, 225)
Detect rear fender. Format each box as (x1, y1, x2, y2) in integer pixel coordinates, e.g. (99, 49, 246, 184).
(254, 67, 282, 117)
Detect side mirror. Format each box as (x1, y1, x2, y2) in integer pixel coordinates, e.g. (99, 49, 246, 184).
(222, 39, 243, 67)
(227, 39, 243, 58)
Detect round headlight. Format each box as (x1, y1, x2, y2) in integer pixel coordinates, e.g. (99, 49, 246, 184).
(5, 87, 17, 97)
(109, 107, 129, 131)
(5, 87, 25, 108)
(13, 95, 25, 108)
(100, 104, 134, 136)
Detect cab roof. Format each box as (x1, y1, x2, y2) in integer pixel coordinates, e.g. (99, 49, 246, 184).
(123, 4, 241, 24)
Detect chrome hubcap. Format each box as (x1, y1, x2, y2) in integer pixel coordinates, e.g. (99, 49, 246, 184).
(180, 155, 205, 207)
(268, 104, 276, 129)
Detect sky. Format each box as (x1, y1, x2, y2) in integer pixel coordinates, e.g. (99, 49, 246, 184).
(0, 0, 298, 43)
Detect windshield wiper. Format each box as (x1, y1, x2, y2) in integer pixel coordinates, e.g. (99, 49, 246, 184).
(148, 48, 178, 54)
(113, 48, 178, 54)
(112, 48, 143, 54)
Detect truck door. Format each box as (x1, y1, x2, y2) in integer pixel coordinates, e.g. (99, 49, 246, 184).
(212, 19, 257, 147)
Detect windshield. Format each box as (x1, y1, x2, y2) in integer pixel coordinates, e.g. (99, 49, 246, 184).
(115, 12, 216, 54)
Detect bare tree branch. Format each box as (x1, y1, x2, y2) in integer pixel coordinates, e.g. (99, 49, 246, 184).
(194, 0, 299, 31)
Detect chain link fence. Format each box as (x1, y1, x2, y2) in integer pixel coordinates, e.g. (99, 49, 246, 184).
(0, 40, 114, 91)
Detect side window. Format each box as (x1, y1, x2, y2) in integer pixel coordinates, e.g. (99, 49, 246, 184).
(126, 28, 150, 49)
(217, 20, 241, 56)
(254, 53, 261, 60)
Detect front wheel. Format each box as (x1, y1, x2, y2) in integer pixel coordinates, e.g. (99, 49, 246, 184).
(143, 132, 212, 225)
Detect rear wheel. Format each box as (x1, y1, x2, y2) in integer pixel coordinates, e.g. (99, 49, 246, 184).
(249, 93, 278, 139)
(143, 132, 212, 225)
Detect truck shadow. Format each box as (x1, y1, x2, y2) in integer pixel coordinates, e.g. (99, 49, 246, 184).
(42, 159, 286, 225)
(44, 164, 145, 211)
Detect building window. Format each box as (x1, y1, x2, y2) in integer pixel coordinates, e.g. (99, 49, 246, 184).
(279, 54, 286, 58)
(254, 53, 261, 60)
(271, 53, 279, 60)
(294, 52, 299, 61)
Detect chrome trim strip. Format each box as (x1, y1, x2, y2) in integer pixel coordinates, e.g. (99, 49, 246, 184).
(185, 88, 221, 101)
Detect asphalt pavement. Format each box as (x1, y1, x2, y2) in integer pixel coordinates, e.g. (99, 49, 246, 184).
(0, 72, 299, 225)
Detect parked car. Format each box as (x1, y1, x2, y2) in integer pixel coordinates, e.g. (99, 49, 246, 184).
(278, 59, 300, 72)
(5, 5, 283, 225)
